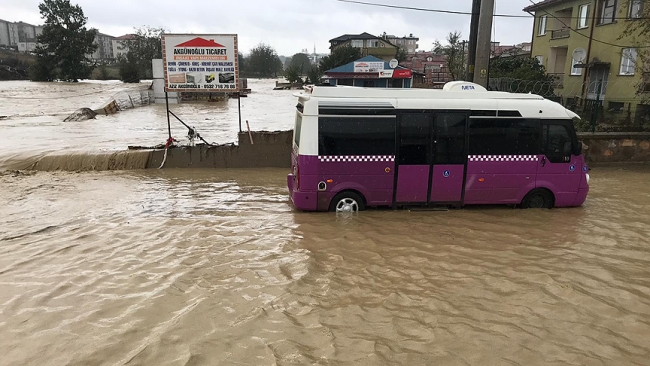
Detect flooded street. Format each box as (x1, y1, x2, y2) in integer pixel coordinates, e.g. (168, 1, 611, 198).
(1, 80, 650, 365)
(0, 166, 649, 365)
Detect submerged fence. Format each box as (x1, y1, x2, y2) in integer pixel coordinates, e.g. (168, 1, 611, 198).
(488, 77, 650, 131)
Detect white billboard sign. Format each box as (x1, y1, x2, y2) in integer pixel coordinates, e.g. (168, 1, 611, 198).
(162, 34, 238, 92)
(354, 61, 384, 73)
(379, 69, 393, 78)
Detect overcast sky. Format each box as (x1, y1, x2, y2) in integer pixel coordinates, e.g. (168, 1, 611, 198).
(1, 0, 535, 56)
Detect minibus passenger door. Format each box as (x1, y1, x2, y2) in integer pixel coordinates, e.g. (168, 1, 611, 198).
(538, 122, 582, 206)
(430, 113, 467, 204)
(394, 112, 432, 204)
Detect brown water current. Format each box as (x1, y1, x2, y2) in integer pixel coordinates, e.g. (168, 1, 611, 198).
(0, 79, 295, 170)
(1, 165, 649, 365)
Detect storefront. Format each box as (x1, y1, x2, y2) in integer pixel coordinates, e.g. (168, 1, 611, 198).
(324, 56, 413, 88)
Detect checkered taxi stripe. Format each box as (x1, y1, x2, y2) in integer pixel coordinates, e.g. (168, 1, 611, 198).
(469, 155, 539, 162)
(318, 155, 395, 162)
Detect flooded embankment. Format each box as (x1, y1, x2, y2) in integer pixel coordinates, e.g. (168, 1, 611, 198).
(0, 79, 296, 171)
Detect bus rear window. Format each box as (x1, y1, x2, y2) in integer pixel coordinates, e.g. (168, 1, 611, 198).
(294, 113, 302, 147)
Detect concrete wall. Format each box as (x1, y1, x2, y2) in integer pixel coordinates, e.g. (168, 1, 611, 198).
(578, 132, 650, 163)
(147, 131, 293, 169)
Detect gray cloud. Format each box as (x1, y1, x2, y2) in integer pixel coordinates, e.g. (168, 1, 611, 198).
(0, 0, 534, 56)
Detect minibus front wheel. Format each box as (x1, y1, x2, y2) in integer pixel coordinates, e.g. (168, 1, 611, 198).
(329, 191, 366, 213)
(521, 189, 554, 209)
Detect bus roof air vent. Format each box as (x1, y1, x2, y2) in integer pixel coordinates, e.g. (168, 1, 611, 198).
(442, 81, 487, 92)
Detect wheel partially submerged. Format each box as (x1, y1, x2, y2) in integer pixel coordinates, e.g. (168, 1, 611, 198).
(330, 191, 366, 213)
(521, 189, 554, 209)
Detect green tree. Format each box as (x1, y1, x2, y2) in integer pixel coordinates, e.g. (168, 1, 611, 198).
(306, 65, 323, 84)
(118, 26, 164, 83)
(247, 43, 283, 77)
(433, 31, 465, 81)
(288, 53, 311, 74)
(31, 0, 97, 81)
(396, 47, 408, 62)
(238, 52, 246, 75)
(489, 56, 555, 95)
(319, 45, 361, 73)
(285, 65, 303, 84)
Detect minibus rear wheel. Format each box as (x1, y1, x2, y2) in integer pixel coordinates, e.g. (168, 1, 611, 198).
(330, 191, 366, 212)
(521, 189, 554, 209)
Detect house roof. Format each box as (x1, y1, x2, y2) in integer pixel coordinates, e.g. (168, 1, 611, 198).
(175, 37, 225, 47)
(325, 55, 407, 74)
(329, 32, 379, 43)
(523, 0, 568, 12)
(114, 34, 137, 40)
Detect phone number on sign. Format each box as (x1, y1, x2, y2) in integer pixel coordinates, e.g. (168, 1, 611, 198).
(168, 84, 237, 89)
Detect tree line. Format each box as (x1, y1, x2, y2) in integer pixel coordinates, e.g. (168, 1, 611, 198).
(238, 43, 363, 85)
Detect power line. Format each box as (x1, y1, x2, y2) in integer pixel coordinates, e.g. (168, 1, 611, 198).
(335, 0, 650, 20)
(334, 0, 531, 18)
(527, 0, 650, 48)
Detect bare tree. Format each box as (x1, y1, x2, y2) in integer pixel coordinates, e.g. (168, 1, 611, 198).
(434, 31, 466, 81)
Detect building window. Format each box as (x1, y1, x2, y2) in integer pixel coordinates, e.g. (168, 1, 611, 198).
(367, 40, 378, 48)
(620, 48, 637, 75)
(535, 55, 544, 65)
(538, 15, 548, 35)
(571, 58, 584, 75)
(599, 0, 617, 24)
(578, 4, 590, 28)
(629, 0, 644, 18)
(351, 40, 363, 48)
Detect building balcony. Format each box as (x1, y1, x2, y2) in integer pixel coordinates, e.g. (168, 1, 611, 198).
(551, 29, 570, 40)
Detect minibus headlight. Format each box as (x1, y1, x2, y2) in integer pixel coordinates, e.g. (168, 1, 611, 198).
(586, 173, 590, 184)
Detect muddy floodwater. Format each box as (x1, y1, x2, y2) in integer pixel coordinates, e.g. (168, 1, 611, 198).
(1, 80, 650, 365)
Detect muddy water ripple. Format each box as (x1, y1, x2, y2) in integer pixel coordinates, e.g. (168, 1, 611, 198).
(0, 166, 649, 365)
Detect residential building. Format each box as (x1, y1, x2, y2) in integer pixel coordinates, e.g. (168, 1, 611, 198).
(329, 32, 398, 61)
(91, 33, 115, 61)
(324, 55, 413, 88)
(523, 0, 649, 122)
(0, 19, 42, 53)
(383, 33, 419, 54)
(400, 52, 452, 86)
(491, 42, 532, 58)
(112, 34, 136, 59)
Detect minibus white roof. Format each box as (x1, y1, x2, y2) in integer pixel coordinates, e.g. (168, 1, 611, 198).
(295, 81, 545, 100)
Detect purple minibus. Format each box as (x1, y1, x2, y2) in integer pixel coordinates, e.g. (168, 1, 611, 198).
(287, 82, 589, 212)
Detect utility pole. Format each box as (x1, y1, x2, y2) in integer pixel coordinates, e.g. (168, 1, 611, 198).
(473, 0, 495, 88)
(466, 0, 481, 82)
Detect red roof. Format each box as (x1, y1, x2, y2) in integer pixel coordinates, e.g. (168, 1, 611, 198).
(175, 37, 225, 48)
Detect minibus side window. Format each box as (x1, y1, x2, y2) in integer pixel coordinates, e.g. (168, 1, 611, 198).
(319, 117, 396, 156)
(294, 113, 302, 147)
(469, 119, 540, 155)
(542, 124, 573, 163)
